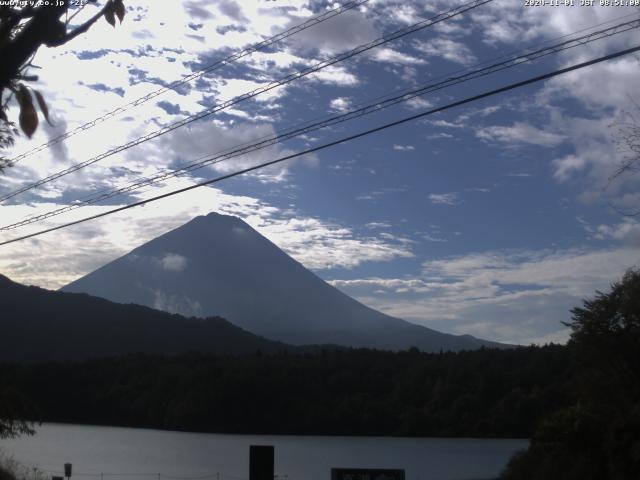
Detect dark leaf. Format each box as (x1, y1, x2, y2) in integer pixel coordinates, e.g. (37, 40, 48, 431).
(104, 3, 116, 27)
(33, 90, 54, 126)
(114, 0, 125, 23)
(15, 84, 31, 107)
(17, 87, 38, 138)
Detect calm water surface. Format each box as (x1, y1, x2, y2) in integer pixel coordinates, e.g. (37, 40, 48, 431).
(1, 424, 527, 480)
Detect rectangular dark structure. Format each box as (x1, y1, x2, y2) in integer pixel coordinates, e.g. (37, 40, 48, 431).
(331, 468, 405, 480)
(250, 445, 274, 480)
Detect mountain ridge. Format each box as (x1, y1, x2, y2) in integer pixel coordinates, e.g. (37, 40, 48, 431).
(0, 273, 290, 362)
(62, 212, 505, 352)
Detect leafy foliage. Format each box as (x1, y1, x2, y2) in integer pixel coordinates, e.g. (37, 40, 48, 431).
(501, 269, 640, 480)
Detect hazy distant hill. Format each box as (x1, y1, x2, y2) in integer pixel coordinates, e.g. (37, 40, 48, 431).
(62, 212, 505, 352)
(0, 274, 288, 362)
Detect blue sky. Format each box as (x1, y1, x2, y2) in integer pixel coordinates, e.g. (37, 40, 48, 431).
(1, 0, 639, 344)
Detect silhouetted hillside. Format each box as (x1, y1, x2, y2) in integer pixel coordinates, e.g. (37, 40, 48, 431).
(0, 274, 289, 362)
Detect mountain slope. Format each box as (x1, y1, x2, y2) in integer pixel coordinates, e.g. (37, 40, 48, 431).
(62, 212, 505, 351)
(0, 274, 289, 362)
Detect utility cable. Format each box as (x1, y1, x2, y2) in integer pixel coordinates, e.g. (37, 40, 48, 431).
(1, 44, 638, 246)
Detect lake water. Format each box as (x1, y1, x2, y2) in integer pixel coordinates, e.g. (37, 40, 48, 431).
(0, 424, 527, 480)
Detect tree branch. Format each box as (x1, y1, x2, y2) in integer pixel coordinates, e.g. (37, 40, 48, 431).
(60, 1, 113, 44)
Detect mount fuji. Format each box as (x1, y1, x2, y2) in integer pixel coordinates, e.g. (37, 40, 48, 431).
(62, 212, 504, 351)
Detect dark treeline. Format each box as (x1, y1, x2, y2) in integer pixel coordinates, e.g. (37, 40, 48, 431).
(1, 344, 572, 438)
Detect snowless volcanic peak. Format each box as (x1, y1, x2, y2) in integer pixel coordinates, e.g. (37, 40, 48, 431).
(62, 212, 505, 352)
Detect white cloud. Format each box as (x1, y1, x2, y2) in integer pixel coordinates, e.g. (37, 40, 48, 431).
(158, 253, 188, 272)
(428, 119, 464, 129)
(152, 288, 202, 316)
(405, 97, 432, 110)
(413, 38, 476, 65)
(211, 77, 287, 104)
(376, 2, 421, 26)
(610, 192, 640, 215)
(477, 122, 566, 147)
(422, 233, 447, 243)
(429, 192, 461, 206)
(592, 218, 640, 245)
(356, 186, 409, 202)
(365, 222, 392, 229)
(393, 144, 414, 151)
(542, 56, 640, 113)
(329, 97, 352, 113)
(248, 216, 414, 271)
(427, 132, 454, 140)
(372, 47, 427, 66)
(546, 115, 639, 205)
(309, 65, 359, 86)
(553, 154, 587, 182)
(330, 277, 434, 292)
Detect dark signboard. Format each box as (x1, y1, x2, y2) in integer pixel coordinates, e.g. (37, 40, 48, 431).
(331, 468, 405, 480)
(249, 445, 274, 480)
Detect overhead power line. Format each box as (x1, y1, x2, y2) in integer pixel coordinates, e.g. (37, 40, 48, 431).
(2, 16, 638, 231)
(2, 44, 638, 247)
(6, 0, 370, 166)
(0, 0, 494, 203)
